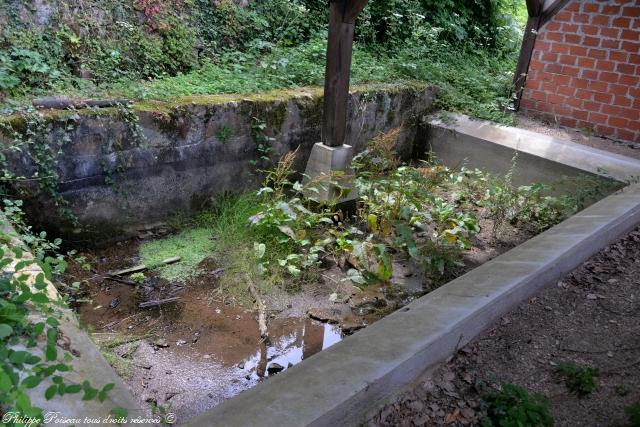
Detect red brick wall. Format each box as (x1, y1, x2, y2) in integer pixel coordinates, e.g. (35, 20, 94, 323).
(520, 0, 640, 143)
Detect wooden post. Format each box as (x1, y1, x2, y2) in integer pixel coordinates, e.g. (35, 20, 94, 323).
(322, 0, 369, 147)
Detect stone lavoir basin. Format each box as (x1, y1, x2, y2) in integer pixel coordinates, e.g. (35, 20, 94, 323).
(3, 86, 640, 426)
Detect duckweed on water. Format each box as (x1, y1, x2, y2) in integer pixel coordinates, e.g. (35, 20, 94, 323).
(139, 228, 215, 282)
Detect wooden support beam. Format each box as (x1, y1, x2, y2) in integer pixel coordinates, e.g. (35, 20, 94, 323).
(540, 0, 572, 27)
(322, 0, 369, 147)
(513, 0, 544, 111)
(513, 0, 571, 111)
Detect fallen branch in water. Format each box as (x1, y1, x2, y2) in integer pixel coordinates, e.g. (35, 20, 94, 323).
(139, 297, 180, 309)
(246, 274, 269, 343)
(109, 256, 181, 277)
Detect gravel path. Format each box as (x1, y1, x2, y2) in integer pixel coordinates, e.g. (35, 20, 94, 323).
(369, 226, 640, 427)
(515, 114, 640, 161)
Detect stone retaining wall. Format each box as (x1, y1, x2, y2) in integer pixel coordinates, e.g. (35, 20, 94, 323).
(0, 84, 436, 244)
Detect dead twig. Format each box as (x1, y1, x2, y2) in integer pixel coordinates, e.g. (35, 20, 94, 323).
(139, 297, 180, 309)
(246, 274, 269, 344)
(108, 256, 181, 277)
(105, 276, 137, 286)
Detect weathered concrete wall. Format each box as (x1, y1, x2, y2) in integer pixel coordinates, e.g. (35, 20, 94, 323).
(0, 84, 436, 243)
(427, 113, 640, 185)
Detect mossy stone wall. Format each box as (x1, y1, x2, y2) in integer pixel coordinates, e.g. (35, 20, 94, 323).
(0, 84, 436, 244)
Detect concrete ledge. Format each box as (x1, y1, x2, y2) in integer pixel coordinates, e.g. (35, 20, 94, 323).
(303, 143, 357, 203)
(191, 118, 640, 427)
(0, 217, 142, 426)
(427, 113, 640, 184)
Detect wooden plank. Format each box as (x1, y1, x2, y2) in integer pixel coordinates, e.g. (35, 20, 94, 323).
(512, 0, 544, 111)
(161, 256, 181, 265)
(108, 256, 181, 277)
(109, 265, 147, 276)
(322, 0, 369, 147)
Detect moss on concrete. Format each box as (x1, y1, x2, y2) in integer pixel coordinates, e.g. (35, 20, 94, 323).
(0, 83, 428, 126)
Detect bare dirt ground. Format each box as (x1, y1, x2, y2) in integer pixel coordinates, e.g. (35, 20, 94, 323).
(515, 114, 640, 161)
(369, 226, 640, 427)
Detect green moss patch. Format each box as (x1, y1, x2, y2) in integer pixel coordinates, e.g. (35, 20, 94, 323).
(139, 227, 215, 282)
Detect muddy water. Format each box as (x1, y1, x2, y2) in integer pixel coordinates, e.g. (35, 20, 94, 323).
(71, 244, 349, 422)
(82, 280, 345, 421)
(119, 315, 343, 422)
(69, 211, 535, 423)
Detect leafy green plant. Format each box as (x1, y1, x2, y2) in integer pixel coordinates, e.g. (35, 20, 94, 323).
(250, 150, 331, 277)
(556, 362, 599, 397)
(481, 155, 603, 236)
(0, 107, 80, 222)
(481, 383, 554, 427)
(627, 402, 640, 427)
(0, 217, 124, 425)
(250, 116, 276, 169)
(216, 126, 234, 144)
(354, 144, 480, 279)
(0, 47, 61, 96)
(130, 272, 146, 284)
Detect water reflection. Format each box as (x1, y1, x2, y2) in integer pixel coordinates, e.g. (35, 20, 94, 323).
(243, 318, 343, 377)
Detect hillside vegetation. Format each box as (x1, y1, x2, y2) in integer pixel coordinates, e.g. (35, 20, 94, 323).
(0, 0, 526, 122)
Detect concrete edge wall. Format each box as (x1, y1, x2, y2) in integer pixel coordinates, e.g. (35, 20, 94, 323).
(428, 113, 640, 183)
(190, 119, 640, 427)
(0, 216, 143, 426)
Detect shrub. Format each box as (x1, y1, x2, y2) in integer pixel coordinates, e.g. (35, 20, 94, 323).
(556, 362, 599, 397)
(481, 383, 554, 427)
(627, 402, 640, 427)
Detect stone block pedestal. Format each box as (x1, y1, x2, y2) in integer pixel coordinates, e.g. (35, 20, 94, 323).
(303, 142, 357, 204)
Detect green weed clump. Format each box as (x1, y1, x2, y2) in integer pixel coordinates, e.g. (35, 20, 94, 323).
(482, 155, 619, 237)
(146, 126, 609, 294)
(481, 383, 554, 427)
(627, 402, 640, 427)
(555, 362, 599, 397)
